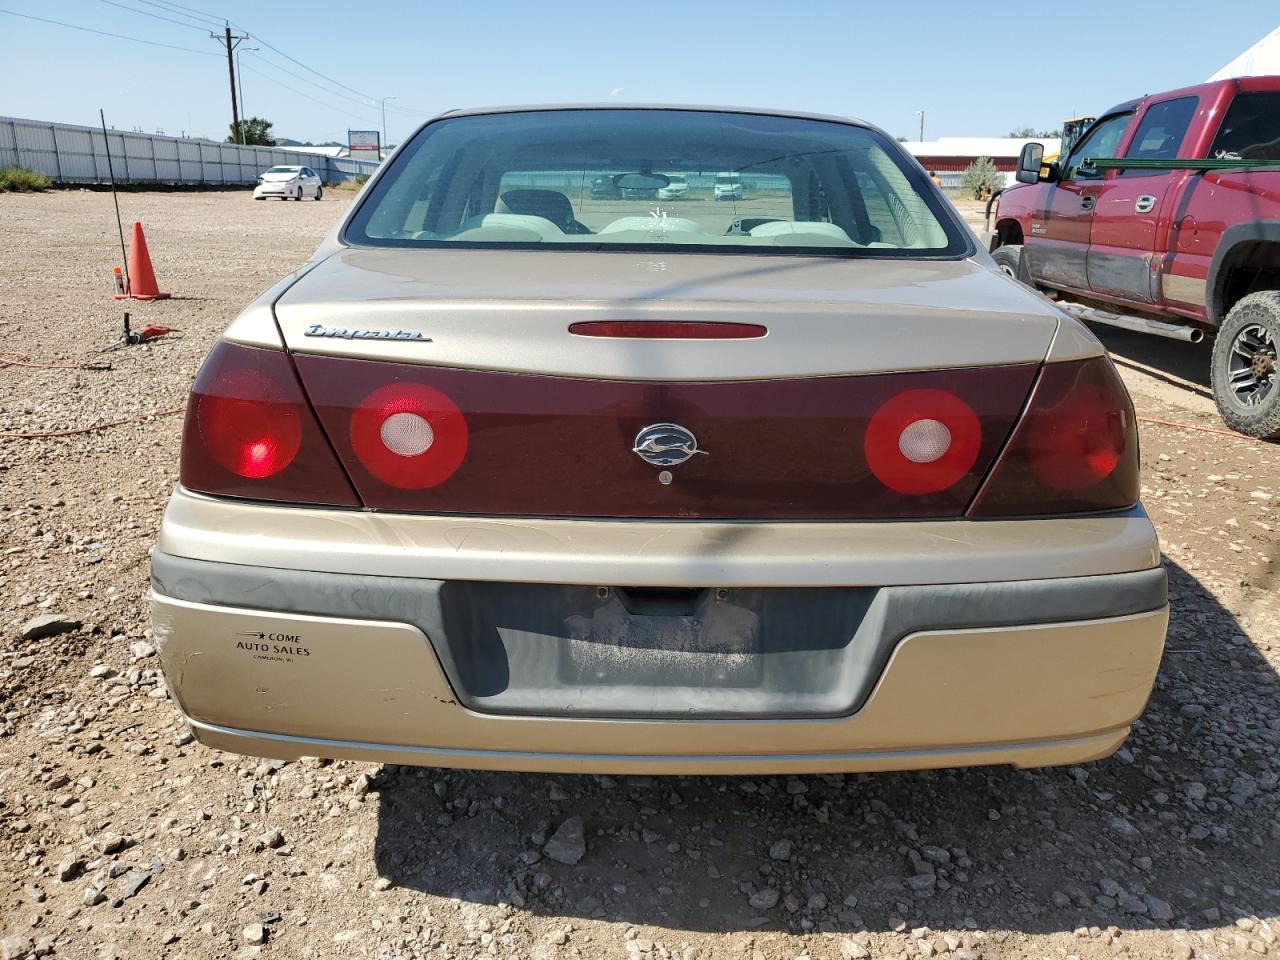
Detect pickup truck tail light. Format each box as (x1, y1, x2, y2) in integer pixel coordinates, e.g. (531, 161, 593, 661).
(969, 357, 1139, 517)
(180, 341, 360, 506)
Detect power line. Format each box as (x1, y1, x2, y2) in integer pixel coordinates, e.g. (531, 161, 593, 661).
(0, 7, 219, 55)
(219, 13, 436, 120)
(231, 23, 379, 103)
(131, 0, 222, 26)
(242, 47, 433, 121)
(243, 51, 379, 111)
(6, 2, 433, 133)
(94, 0, 209, 32)
(140, 0, 224, 25)
(238, 62, 382, 126)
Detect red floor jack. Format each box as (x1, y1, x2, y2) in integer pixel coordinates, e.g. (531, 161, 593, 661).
(122, 312, 171, 345)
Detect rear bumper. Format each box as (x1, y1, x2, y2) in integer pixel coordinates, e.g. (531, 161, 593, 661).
(149, 542, 1172, 773)
(185, 720, 1138, 775)
(157, 485, 1162, 587)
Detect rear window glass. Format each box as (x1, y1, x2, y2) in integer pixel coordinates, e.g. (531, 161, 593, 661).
(1211, 91, 1280, 161)
(345, 109, 966, 257)
(1120, 97, 1198, 175)
(266, 166, 299, 173)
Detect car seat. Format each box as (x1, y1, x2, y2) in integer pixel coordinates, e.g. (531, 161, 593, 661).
(497, 190, 593, 234)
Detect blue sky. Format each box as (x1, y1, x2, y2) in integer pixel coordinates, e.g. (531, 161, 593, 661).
(1, 1, 1275, 145)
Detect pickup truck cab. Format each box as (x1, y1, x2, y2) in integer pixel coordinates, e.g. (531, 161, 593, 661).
(989, 76, 1280, 439)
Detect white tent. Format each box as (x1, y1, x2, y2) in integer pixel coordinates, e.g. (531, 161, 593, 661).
(1209, 25, 1280, 81)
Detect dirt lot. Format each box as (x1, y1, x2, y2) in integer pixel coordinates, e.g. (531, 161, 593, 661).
(1, 189, 1278, 960)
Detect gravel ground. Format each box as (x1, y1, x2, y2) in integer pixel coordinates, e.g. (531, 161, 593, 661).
(1, 189, 1278, 960)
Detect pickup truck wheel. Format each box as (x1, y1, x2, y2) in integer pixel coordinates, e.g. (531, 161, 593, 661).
(991, 245, 1027, 284)
(1211, 291, 1280, 440)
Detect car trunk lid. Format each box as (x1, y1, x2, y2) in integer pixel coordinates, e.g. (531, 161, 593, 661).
(275, 249, 1057, 519)
(274, 248, 1060, 379)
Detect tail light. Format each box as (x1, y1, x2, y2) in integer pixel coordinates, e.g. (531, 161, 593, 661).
(180, 341, 359, 506)
(348, 382, 468, 489)
(294, 355, 1040, 519)
(864, 389, 982, 494)
(969, 357, 1139, 517)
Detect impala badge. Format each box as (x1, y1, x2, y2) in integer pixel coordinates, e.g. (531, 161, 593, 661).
(303, 324, 430, 342)
(632, 423, 708, 467)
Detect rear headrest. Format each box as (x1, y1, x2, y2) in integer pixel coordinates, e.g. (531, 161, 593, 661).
(748, 221, 853, 243)
(497, 190, 575, 230)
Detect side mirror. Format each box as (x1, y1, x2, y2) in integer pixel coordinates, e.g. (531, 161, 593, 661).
(1015, 143, 1044, 184)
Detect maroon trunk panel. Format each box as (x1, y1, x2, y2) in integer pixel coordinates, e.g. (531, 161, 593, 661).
(293, 356, 1038, 519)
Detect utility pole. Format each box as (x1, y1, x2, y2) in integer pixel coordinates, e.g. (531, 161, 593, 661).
(211, 24, 248, 143)
(381, 96, 396, 160)
(236, 46, 259, 138)
(916, 110, 925, 142)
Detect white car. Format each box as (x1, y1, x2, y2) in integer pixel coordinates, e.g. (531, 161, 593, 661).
(714, 172, 743, 200)
(253, 165, 323, 201)
(657, 175, 689, 200)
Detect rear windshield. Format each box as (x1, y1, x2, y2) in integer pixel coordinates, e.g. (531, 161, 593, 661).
(266, 166, 299, 173)
(1211, 92, 1280, 161)
(345, 109, 967, 257)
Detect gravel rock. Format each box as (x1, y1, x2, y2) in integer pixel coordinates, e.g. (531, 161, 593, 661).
(748, 888, 780, 910)
(768, 839, 792, 861)
(243, 923, 267, 945)
(543, 816, 586, 865)
(0, 935, 33, 960)
(1145, 896, 1175, 921)
(920, 845, 950, 864)
(94, 832, 127, 855)
(56, 855, 85, 882)
(121, 869, 150, 899)
(20, 613, 80, 640)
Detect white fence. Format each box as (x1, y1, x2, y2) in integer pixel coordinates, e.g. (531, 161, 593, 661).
(0, 116, 379, 186)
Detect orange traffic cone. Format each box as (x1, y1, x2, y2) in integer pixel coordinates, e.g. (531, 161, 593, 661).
(114, 222, 170, 301)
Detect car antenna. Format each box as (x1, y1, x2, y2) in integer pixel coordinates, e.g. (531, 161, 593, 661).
(100, 109, 130, 298)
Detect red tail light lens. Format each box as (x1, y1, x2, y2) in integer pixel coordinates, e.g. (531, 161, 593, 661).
(197, 369, 302, 479)
(180, 342, 359, 506)
(864, 389, 981, 494)
(348, 382, 469, 489)
(969, 357, 1139, 517)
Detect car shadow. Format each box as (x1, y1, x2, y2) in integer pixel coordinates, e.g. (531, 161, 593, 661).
(1091, 325, 1214, 401)
(372, 557, 1279, 935)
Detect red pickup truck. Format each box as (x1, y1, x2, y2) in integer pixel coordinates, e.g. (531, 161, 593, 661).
(988, 76, 1280, 439)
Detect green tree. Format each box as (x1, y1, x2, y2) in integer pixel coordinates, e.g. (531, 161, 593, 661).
(228, 117, 275, 146)
(1008, 126, 1062, 138)
(960, 157, 1005, 199)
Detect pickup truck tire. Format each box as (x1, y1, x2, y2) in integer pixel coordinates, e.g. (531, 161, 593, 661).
(991, 245, 1027, 284)
(1211, 291, 1280, 440)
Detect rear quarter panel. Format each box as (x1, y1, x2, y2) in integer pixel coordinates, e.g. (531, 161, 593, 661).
(1173, 172, 1280, 324)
